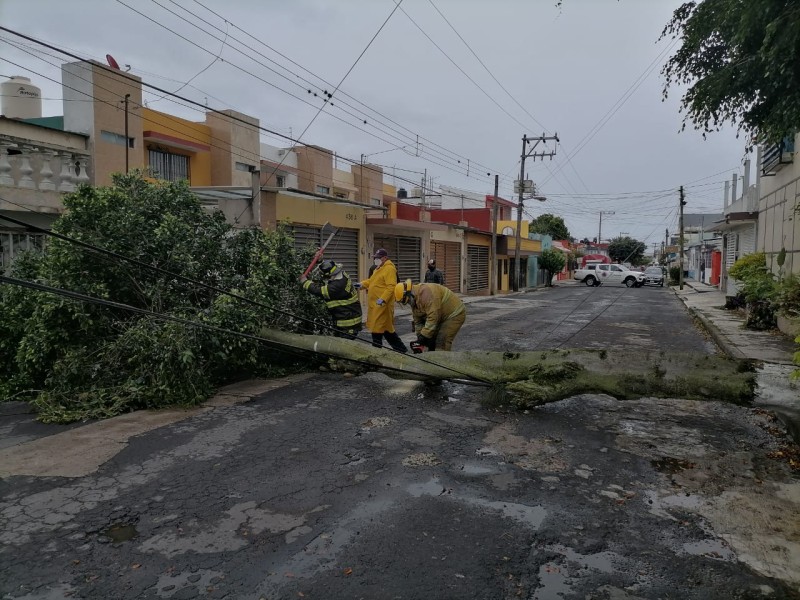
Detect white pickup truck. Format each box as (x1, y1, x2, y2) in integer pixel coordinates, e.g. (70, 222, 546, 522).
(573, 263, 645, 287)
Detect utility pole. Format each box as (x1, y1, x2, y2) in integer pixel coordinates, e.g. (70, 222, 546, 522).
(490, 174, 499, 295)
(420, 168, 427, 209)
(514, 133, 558, 291)
(123, 93, 131, 174)
(598, 211, 615, 246)
(679, 185, 686, 290)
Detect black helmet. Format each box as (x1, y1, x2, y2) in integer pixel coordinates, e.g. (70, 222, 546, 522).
(319, 260, 338, 277)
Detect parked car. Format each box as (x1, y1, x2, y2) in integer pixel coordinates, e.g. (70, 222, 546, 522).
(573, 263, 645, 287)
(643, 266, 665, 287)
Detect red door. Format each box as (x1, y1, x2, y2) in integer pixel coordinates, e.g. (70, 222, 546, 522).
(711, 250, 721, 286)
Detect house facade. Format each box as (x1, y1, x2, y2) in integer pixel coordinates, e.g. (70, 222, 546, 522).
(757, 135, 800, 277)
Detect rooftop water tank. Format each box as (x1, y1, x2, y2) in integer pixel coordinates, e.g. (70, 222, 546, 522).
(397, 187, 408, 199)
(1, 76, 42, 119)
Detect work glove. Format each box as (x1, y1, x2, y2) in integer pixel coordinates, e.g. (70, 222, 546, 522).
(299, 275, 308, 284)
(376, 298, 385, 306)
(353, 282, 361, 289)
(416, 334, 433, 347)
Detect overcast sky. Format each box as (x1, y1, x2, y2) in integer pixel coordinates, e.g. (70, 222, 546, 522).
(0, 0, 751, 248)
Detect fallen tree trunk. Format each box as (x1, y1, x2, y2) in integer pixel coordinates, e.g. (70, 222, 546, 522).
(259, 328, 757, 407)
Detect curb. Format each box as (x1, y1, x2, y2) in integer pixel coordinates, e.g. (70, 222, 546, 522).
(684, 305, 747, 361)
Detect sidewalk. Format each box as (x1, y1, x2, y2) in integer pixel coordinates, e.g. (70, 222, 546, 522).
(673, 279, 797, 365)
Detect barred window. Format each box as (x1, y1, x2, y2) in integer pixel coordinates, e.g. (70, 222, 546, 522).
(149, 149, 189, 182)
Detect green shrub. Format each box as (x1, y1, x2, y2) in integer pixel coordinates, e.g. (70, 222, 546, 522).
(0, 172, 329, 422)
(668, 265, 681, 285)
(728, 252, 779, 330)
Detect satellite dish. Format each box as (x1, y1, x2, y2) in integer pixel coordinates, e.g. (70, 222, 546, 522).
(106, 54, 120, 70)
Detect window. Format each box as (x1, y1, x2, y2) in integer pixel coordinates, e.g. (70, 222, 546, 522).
(100, 130, 134, 148)
(276, 176, 286, 187)
(235, 162, 255, 172)
(501, 226, 514, 236)
(610, 265, 623, 272)
(371, 198, 382, 206)
(149, 149, 189, 182)
(316, 185, 330, 195)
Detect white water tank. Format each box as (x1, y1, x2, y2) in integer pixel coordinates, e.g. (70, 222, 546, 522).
(1, 76, 42, 119)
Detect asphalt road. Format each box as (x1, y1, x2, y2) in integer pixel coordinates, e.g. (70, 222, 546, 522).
(2, 285, 798, 599)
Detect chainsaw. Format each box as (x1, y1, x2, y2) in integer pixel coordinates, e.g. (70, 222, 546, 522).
(409, 341, 429, 354)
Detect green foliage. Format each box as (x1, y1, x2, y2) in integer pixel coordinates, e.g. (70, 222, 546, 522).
(728, 252, 778, 303)
(728, 252, 779, 329)
(775, 274, 800, 320)
(0, 172, 329, 422)
(529, 214, 571, 241)
(661, 0, 800, 145)
(608, 236, 647, 265)
(539, 249, 567, 286)
(669, 265, 681, 285)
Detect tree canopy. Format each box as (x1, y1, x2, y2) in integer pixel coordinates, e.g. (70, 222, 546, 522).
(538, 248, 567, 286)
(529, 213, 571, 240)
(661, 0, 800, 145)
(608, 236, 648, 265)
(0, 173, 328, 422)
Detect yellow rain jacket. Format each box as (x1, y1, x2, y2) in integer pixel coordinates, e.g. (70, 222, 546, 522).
(361, 259, 399, 333)
(411, 283, 466, 341)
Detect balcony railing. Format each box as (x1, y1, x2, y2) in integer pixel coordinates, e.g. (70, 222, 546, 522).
(0, 136, 90, 198)
(761, 136, 794, 176)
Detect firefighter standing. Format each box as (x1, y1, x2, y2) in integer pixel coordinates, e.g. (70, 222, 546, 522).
(360, 248, 408, 352)
(395, 279, 466, 351)
(301, 260, 362, 338)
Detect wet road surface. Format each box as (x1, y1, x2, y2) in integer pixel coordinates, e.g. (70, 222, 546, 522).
(1, 286, 798, 599)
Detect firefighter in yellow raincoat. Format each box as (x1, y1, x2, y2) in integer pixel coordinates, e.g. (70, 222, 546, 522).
(358, 248, 408, 352)
(395, 279, 466, 351)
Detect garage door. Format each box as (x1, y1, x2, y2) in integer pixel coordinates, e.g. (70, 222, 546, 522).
(430, 240, 461, 292)
(291, 225, 360, 279)
(373, 235, 422, 283)
(467, 244, 489, 292)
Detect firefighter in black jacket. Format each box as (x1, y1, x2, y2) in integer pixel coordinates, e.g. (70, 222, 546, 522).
(300, 260, 363, 338)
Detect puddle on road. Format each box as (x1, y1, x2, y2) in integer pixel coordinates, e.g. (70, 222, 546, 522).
(101, 522, 138, 543)
(682, 539, 736, 561)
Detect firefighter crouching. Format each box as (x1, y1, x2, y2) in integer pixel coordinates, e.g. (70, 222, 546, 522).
(300, 260, 363, 338)
(395, 280, 466, 351)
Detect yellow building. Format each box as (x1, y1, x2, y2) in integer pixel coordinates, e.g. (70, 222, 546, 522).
(140, 108, 212, 186)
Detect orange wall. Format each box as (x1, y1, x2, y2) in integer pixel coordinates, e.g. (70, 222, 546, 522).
(140, 108, 212, 186)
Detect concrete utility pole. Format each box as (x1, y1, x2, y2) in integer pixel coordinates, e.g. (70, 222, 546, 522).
(123, 93, 131, 174)
(490, 174, 499, 295)
(679, 185, 686, 290)
(514, 133, 558, 291)
(598, 211, 615, 245)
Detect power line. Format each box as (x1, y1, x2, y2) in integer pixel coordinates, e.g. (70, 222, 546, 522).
(0, 34, 486, 198)
(120, 0, 499, 182)
(541, 38, 679, 188)
(0, 275, 488, 385)
(0, 205, 488, 384)
(189, 0, 503, 177)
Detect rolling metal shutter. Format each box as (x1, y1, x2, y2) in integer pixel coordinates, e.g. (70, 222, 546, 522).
(430, 241, 461, 292)
(373, 235, 422, 283)
(291, 225, 360, 279)
(467, 244, 489, 292)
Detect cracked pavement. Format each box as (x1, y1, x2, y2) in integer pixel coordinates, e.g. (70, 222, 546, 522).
(1, 286, 799, 599)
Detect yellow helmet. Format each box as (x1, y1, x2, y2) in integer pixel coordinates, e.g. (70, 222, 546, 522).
(394, 279, 413, 303)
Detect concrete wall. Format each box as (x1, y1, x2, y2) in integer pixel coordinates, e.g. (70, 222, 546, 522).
(295, 145, 333, 194)
(205, 110, 260, 186)
(63, 61, 145, 186)
(351, 162, 383, 206)
(758, 133, 800, 275)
